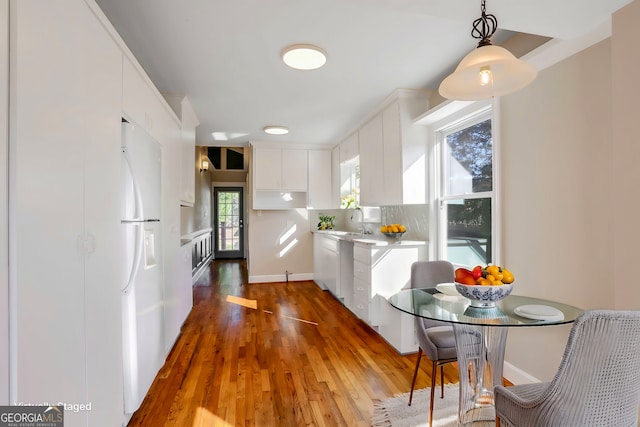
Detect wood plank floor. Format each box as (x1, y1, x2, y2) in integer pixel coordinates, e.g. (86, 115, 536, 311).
(127, 260, 459, 426)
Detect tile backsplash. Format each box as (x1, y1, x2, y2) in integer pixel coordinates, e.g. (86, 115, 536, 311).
(309, 204, 429, 241)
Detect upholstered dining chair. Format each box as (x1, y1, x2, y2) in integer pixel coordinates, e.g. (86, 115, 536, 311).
(408, 260, 458, 427)
(495, 310, 640, 427)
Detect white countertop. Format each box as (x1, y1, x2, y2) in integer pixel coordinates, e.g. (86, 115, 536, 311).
(313, 229, 427, 247)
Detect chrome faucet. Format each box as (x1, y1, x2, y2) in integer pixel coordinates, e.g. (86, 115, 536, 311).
(351, 207, 369, 235)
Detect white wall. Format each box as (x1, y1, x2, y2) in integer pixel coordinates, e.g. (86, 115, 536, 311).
(247, 208, 313, 283)
(499, 5, 640, 382)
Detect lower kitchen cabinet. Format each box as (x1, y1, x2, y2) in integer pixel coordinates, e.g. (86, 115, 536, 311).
(350, 241, 427, 353)
(313, 233, 340, 296)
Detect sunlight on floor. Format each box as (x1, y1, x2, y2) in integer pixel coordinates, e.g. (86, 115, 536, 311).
(225, 295, 257, 309)
(192, 407, 231, 427)
(263, 310, 319, 326)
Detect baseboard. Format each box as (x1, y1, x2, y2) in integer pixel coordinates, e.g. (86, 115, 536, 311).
(248, 272, 313, 283)
(191, 256, 212, 285)
(502, 361, 541, 385)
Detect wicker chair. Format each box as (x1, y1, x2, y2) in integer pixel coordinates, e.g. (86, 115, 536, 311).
(495, 310, 640, 427)
(408, 261, 458, 427)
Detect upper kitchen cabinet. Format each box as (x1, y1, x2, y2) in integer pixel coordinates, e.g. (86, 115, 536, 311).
(358, 113, 384, 206)
(308, 149, 335, 209)
(251, 143, 308, 209)
(358, 90, 429, 206)
(123, 57, 160, 134)
(164, 95, 200, 206)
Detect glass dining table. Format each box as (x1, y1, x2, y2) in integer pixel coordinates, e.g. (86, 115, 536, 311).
(387, 287, 584, 426)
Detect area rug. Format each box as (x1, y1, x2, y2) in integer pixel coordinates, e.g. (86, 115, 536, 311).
(372, 385, 459, 427)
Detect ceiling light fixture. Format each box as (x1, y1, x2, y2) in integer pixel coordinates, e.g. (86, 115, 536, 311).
(263, 125, 289, 135)
(439, 0, 538, 101)
(281, 44, 327, 70)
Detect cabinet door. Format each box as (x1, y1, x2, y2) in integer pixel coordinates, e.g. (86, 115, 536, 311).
(12, 1, 123, 424)
(254, 147, 282, 190)
(180, 99, 198, 206)
(282, 149, 308, 191)
(308, 150, 332, 208)
(382, 101, 403, 205)
(340, 132, 359, 162)
(358, 114, 384, 206)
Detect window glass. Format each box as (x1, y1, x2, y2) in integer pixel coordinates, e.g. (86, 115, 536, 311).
(443, 197, 492, 266)
(437, 110, 495, 266)
(444, 119, 492, 195)
(340, 157, 360, 209)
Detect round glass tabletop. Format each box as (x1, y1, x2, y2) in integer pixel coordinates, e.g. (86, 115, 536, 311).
(387, 288, 584, 327)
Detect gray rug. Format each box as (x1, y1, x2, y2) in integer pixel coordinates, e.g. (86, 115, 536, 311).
(372, 385, 459, 427)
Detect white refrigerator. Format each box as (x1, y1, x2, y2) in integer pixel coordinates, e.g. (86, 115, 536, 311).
(121, 121, 165, 418)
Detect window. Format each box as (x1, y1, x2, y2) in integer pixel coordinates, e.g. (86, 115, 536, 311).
(207, 147, 246, 171)
(340, 156, 360, 209)
(433, 104, 497, 266)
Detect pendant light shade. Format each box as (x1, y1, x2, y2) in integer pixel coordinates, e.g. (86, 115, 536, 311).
(439, 0, 537, 101)
(439, 45, 538, 100)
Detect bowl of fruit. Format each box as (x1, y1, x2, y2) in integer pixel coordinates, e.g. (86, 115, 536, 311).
(380, 223, 406, 239)
(454, 265, 515, 308)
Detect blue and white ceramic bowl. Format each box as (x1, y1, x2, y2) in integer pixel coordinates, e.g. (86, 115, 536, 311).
(454, 283, 513, 308)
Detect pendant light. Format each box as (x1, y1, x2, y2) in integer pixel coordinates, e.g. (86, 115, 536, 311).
(439, 0, 537, 101)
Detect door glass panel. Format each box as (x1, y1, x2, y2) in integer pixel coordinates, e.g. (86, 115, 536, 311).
(217, 191, 240, 252)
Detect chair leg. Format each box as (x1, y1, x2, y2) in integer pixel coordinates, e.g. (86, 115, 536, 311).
(430, 360, 437, 427)
(408, 348, 423, 406)
(496, 415, 501, 427)
(440, 364, 445, 398)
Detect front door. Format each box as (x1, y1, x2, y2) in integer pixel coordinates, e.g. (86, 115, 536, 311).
(213, 187, 244, 259)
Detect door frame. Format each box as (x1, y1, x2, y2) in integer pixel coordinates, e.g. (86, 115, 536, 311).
(212, 183, 246, 259)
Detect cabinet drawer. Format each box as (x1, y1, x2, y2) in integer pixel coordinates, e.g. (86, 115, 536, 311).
(352, 299, 370, 322)
(318, 235, 339, 252)
(353, 277, 371, 299)
(354, 245, 372, 263)
(353, 260, 371, 282)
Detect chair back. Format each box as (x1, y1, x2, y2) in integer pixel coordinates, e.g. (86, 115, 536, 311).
(411, 261, 455, 331)
(410, 261, 454, 290)
(544, 310, 640, 426)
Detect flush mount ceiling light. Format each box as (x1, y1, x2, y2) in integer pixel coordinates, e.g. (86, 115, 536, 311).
(281, 44, 327, 70)
(263, 125, 289, 135)
(439, 0, 538, 101)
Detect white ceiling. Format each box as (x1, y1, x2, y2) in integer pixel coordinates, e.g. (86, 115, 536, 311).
(95, 0, 631, 147)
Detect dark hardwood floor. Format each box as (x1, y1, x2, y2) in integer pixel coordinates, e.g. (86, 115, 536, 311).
(127, 260, 458, 426)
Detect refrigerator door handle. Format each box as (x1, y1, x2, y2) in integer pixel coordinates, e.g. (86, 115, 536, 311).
(123, 222, 144, 294)
(122, 145, 144, 221)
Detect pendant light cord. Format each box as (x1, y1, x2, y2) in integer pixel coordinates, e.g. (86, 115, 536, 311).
(471, 0, 497, 47)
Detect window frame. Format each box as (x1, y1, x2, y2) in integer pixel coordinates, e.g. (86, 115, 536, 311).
(428, 100, 502, 266)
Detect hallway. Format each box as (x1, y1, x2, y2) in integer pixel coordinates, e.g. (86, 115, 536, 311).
(127, 260, 457, 426)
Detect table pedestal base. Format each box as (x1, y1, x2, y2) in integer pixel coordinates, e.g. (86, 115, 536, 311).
(453, 318, 508, 426)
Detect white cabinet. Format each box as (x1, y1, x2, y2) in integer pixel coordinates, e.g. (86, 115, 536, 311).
(313, 233, 340, 296)
(11, 1, 123, 425)
(251, 144, 308, 209)
(339, 132, 359, 162)
(308, 149, 334, 209)
(254, 147, 307, 191)
(350, 242, 427, 351)
(313, 234, 354, 306)
(339, 240, 354, 308)
(0, 0, 9, 404)
(358, 114, 384, 206)
(164, 95, 199, 206)
(357, 92, 429, 206)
